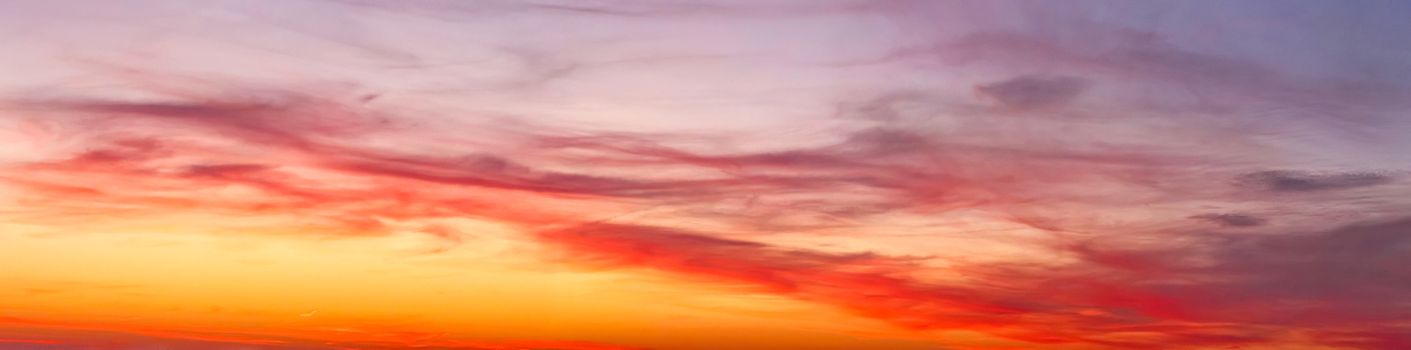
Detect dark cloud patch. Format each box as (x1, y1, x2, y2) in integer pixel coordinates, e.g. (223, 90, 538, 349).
(975, 74, 1088, 110)
(67, 138, 170, 166)
(1190, 213, 1266, 227)
(1233, 218, 1411, 298)
(1057, 217, 1411, 328)
(1238, 170, 1393, 192)
(183, 163, 273, 177)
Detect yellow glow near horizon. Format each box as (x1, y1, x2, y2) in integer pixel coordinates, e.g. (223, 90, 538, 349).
(0, 217, 981, 350)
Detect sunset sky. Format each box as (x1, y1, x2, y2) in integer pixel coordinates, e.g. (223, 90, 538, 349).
(2, 1, 1410, 349)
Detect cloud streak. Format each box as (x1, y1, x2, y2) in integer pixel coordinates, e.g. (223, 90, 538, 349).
(1239, 170, 1395, 192)
(3, 58, 1407, 348)
(2, 1, 1410, 349)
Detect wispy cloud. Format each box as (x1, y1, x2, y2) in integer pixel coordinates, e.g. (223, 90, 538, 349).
(2, 1, 1410, 349)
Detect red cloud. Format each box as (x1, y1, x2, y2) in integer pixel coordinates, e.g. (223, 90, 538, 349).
(535, 220, 1411, 349)
(2, 64, 1407, 349)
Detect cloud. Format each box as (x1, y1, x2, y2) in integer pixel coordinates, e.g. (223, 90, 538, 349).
(4, 2, 1411, 347)
(535, 223, 1041, 330)
(1238, 170, 1394, 192)
(1045, 217, 1411, 341)
(3, 63, 1407, 349)
(534, 216, 1411, 348)
(974, 74, 1087, 110)
(1189, 213, 1266, 227)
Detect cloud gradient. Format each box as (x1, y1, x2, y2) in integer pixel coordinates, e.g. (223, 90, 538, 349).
(1, 1, 1409, 349)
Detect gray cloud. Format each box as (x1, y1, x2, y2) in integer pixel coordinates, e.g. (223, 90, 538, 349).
(974, 74, 1087, 110)
(1239, 170, 1394, 192)
(1190, 213, 1266, 227)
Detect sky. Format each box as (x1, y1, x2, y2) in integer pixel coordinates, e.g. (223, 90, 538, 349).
(1, 1, 1409, 349)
